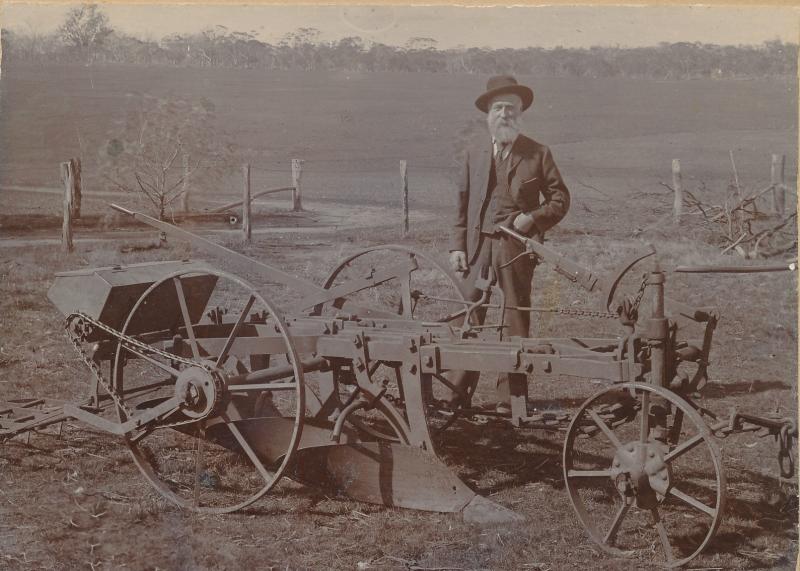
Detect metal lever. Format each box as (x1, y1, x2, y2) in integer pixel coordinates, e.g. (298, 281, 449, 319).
(674, 262, 796, 273)
(497, 226, 599, 292)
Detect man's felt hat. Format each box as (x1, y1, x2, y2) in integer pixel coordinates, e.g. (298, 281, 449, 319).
(475, 75, 534, 113)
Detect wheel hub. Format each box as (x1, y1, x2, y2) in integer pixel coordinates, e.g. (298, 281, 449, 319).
(610, 441, 672, 508)
(174, 365, 224, 419)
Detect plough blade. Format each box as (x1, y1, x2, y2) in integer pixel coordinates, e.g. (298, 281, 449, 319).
(290, 442, 475, 513)
(209, 416, 522, 522)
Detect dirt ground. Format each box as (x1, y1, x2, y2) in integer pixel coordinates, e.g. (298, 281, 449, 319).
(0, 198, 797, 570)
(1, 57, 797, 570)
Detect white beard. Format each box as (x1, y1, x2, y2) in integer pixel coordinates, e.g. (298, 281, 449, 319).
(489, 119, 521, 144)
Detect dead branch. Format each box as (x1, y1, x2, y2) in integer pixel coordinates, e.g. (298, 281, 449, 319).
(658, 179, 796, 258)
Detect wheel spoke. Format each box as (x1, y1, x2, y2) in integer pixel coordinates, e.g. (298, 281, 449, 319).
(663, 433, 704, 463)
(339, 299, 401, 318)
(604, 501, 630, 545)
(173, 277, 201, 360)
(215, 294, 256, 367)
(118, 268, 305, 515)
(128, 425, 154, 444)
(668, 486, 716, 518)
(566, 469, 613, 479)
(650, 508, 674, 564)
(223, 415, 273, 484)
(588, 409, 624, 452)
(399, 266, 414, 318)
(639, 390, 650, 444)
(194, 426, 205, 509)
(122, 345, 181, 377)
(565, 383, 724, 569)
(227, 382, 297, 391)
(667, 408, 684, 447)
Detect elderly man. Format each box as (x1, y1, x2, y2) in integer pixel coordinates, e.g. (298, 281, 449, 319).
(447, 75, 570, 414)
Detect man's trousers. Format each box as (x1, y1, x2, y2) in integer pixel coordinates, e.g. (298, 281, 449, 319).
(448, 232, 535, 405)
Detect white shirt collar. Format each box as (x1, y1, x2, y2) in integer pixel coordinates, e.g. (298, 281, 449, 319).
(492, 135, 518, 155)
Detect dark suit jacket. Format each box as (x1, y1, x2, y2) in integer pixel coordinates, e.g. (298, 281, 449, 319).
(451, 134, 570, 264)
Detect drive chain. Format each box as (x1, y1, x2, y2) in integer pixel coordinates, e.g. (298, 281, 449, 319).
(556, 307, 619, 320)
(64, 312, 211, 428)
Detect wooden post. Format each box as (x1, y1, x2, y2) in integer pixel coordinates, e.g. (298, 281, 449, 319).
(242, 164, 251, 244)
(400, 160, 409, 236)
(71, 158, 82, 219)
(60, 161, 74, 252)
(180, 153, 190, 212)
(771, 153, 786, 216)
(291, 159, 303, 211)
(672, 159, 683, 221)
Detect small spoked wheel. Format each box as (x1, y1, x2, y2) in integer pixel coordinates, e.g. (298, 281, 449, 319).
(563, 382, 725, 568)
(113, 268, 305, 513)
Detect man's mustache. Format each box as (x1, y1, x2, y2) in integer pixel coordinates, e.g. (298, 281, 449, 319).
(493, 118, 519, 129)
(493, 122, 519, 133)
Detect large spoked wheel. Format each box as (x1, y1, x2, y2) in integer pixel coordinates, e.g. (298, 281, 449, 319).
(113, 268, 305, 513)
(315, 245, 468, 323)
(312, 246, 469, 439)
(563, 382, 725, 568)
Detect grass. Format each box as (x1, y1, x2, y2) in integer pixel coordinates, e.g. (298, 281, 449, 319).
(1, 65, 796, 219)
(0, 216, 796, 570)
(0, 65, 797, 569)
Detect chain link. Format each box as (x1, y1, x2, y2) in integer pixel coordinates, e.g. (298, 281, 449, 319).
(64, 312, 211, 429)
(556, 307, 619, 320)
(65, 313, 135, 418)
(631, 272, 650, 314)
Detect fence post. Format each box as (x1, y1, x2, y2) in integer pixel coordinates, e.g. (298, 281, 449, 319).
(672, 159, 683, 221)
(71, 158, 82, 219)
(181, 153, 191, 212)
(400, 160, 409, 236)
(771, 153, 786, 216)
(291, 159, 303, 211)
(242, 164, 252, 244)
(60, 161, 74, 253)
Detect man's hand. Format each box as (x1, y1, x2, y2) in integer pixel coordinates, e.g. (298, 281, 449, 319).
(449, 250, 468, 273)
(512, 212, 537, 235)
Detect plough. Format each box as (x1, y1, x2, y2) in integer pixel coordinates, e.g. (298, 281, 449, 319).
(2, 204, 796, 567)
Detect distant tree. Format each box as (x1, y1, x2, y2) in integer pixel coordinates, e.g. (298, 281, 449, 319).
(3, 19, 798, 78)
(2, 28, 66, 63)
(406, 37, 437, 51)
(278, 27, 322, 70)
(59, 4, 113, 60)
(286, 27, 321, 46)
(102, 94, 235, 220)
(330, 37, 365, 70)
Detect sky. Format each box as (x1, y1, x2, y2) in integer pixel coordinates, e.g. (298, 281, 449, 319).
(1, 3, 798, 49)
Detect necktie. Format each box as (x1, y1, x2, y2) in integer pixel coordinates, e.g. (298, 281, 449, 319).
(496, 143, 509, 163)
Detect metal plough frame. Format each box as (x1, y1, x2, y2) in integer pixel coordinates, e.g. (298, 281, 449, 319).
(1, 204, 796, 568)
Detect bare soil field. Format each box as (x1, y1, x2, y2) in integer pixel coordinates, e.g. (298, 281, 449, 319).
(0, 66, 797, 570)
(1, 65, 796, 217)
(0, 214, 797, 570)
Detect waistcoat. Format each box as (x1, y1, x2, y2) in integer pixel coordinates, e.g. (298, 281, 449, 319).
(486, 153, 518, 225)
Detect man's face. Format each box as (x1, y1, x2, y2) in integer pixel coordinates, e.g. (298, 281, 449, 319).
(487, 93, 523, 144)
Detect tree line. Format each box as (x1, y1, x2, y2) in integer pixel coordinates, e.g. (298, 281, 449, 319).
(2, 5, 796, 79)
